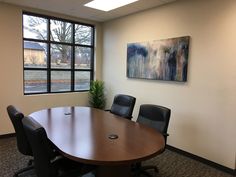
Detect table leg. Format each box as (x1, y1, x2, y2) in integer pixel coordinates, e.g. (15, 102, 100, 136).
(96, 165, 132, 177)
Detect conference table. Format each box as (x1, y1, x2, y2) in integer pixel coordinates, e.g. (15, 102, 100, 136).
(29, 106, 165, 177)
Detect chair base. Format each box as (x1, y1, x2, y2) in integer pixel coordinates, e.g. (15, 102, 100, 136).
(13, 165, 34, 177)
(141, 165, 159, 173)
(13, 160, 34, 177)
(132, 163, 159, 177)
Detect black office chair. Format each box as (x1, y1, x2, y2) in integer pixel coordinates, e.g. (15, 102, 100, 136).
(6, 105, 34, 177)
(134, 104, 171, 177)
(22, 116, 95, 177)
(108, 94, 136, 120)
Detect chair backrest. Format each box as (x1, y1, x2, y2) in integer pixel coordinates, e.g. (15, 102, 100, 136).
(22, 116, 57, 177)
(137, 104, 171, 143)
(6, 105, 32, 156)
(110, 94, 136, 119)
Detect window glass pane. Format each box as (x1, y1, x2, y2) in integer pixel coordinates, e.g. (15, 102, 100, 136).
(75, 25, 92, 45)
(75, 71, 90, 91)
(24, 41, 47, 68)
(51, 44, 71, 69)
(50, 20, 72, 43)
(24, 70, 47, 93)
(23, 14, 47, 40)
(75, 47, 91, 69)
(51, 71, 71, 92)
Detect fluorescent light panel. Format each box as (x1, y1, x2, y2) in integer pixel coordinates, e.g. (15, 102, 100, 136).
(84, 0, 139, 12)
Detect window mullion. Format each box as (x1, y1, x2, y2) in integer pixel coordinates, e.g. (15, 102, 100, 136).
(91, 27, 95, 81)
(47, 18, 51, 93)
(71, 23, 75, 91)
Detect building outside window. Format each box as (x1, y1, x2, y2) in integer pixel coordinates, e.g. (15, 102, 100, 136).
(23, 12, 94, 94)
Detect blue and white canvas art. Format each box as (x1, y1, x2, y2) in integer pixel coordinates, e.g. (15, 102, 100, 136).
(127, 36, 190, 82)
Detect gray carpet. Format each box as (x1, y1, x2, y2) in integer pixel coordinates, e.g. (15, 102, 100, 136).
(0, 137, 234, 177)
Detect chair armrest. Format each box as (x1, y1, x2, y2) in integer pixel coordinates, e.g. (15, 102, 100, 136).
(128, 116, 133, 120)
(163, 133, 169, 137)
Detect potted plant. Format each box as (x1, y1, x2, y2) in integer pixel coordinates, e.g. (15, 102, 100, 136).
(89, 80, 106, 109)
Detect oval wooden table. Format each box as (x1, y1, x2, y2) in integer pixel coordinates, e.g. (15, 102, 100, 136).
(29, 106, 165, 177)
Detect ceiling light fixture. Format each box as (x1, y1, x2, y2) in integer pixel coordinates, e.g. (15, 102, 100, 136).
(84, 0, 139, 12)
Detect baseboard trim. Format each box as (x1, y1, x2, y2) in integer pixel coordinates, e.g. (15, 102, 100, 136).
(166, 145, 235, 176)
(0, 133, 16, 139)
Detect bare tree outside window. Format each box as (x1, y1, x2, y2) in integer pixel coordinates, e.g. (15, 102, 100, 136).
(75, 25, 92, 45)
(24, 15, 47, 40)
(23, 13, 94, 94)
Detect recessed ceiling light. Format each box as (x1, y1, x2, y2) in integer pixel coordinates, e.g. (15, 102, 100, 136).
(84, 0, 139, 12)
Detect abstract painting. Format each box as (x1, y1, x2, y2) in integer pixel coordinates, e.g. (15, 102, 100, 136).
(127, 36, 190, 82)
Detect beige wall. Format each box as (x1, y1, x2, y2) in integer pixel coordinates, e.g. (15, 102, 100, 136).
(0, 3, 103, 134)
(102, 0, 236, 169)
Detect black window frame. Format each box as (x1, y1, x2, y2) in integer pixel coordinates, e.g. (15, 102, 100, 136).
(23, 11, 95, 95)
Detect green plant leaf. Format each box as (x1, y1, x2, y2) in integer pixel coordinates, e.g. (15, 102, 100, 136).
(88, 80, 106, 109)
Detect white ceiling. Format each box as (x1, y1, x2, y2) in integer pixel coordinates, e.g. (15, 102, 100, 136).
(0, 0, 177, 22)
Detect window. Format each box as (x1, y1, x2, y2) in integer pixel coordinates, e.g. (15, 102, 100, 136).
(23, 12, 94, 94)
